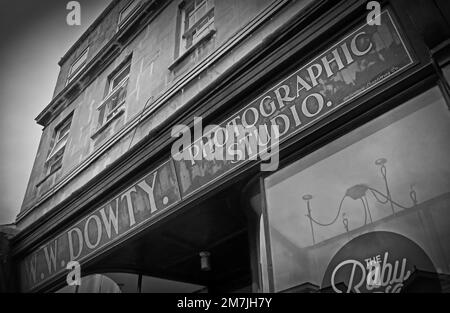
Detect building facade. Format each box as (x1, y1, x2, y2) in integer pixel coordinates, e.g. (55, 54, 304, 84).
(6, 0, 450, 292)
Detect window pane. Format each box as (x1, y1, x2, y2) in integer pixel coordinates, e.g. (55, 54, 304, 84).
(48, 114, 71, 161)
(97, 103, 106, 127)
(48, 147, 64, 174)
(68, 49, 88, 78)
(195, 0, 205, 6)
(49, 157, 62, 173)
(57, 119, 71, 140)
(188, 14, 195, 29)
(119, 0, 140, 24)
(77, 274, 121, 293)
(141, 276, 205, 293)
(264, 87, 450, 292)
(196, 2, 206, 20)
(181, 0, 214, 52)
(111, 64, 130, 91)
(104, 273, 139, 293)
(55, 285, 77, 293)
(196, 15, 209, 31)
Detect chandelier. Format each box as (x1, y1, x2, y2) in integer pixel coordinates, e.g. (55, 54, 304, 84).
(302, 158, 418, 245)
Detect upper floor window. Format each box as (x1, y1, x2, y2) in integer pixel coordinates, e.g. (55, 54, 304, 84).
(66, 48, 88, 85)
(179, 0, 215, 55)
(46, 114, 72, 175)
(97, 61, 131, 129)
(118, 0, 141, 29)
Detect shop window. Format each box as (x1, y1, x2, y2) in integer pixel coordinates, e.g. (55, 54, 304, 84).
(118, 0, 141, 29)
(55, 274, 122, 293)
(263, 87, 450, 292)
(96, 61, 130, 130)
(141, 276, 205, 293)
(55, 273, 205, 293)
(66, 47, 88, 85)
(178, 0, 215, 56)
(45, 114, 72, 176)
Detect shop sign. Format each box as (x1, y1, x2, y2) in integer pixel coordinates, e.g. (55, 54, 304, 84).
(321, 231, 441, 293)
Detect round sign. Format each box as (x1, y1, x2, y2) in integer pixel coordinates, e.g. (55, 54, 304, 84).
(321, 231, 441, 293)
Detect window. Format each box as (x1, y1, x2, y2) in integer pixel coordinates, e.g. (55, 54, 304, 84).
(46, 114, 72, 175)
(118, 0, 141, 28)
(179, 0, 215, 55)
(55, 273, 205, 293)
(46, 147, 65, 175)
(263, 87, 450, 292)
(97, 61, 131, 129)
(109, 62, 131, 93)
(66, 48, 88, 85)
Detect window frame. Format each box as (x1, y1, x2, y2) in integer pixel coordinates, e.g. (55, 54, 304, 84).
(47, 115, 72, 161)
(45, 114, 73, 176)
(96, 60, 131, 130)
(108, 61, 131, 95)
(66, 47, 89, 85)
(46, 147, 65, 176)
(118, 0, 141, 29)
(178, 0, 215, 55)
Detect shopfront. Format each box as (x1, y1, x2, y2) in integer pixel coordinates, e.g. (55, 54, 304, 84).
(13, 0, 450, 293)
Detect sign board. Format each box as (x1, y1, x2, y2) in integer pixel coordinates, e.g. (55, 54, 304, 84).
(321, 231, 441, 293)
(19, 10, 413, 292)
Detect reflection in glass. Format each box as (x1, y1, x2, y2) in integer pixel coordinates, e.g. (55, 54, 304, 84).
(54, 272, 205, 293)
(141, 276, 205, 293)
(264, 87, 450, 292)
(77, 274, 121, 293)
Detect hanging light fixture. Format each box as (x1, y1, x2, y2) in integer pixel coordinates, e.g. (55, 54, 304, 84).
(199, 251, 211, 271)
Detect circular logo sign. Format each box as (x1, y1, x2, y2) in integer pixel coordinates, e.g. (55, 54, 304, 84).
(321, 231, 441, 293)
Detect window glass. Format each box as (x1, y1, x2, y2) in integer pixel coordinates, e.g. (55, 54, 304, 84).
(55, 285, 77, 293)
(119, 0, 140, 26)
(179, 0, 215, 54)
(46, 114, 72, 166)
(110, 63, 131, 92)
(104, 273, 139, 293)
(54, 273, 205, 293)
(67, 48, 88, 83)
(264, 87, 450, 292)
(47, 147, 64, 174)
(141, 276, 205, 293)
(77, 274, 121, 293)
(96, 62, 130, 128)
(57, 123, 70, 141)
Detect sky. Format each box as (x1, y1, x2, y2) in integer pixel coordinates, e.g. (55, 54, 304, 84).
(0, 0, 112, 224)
